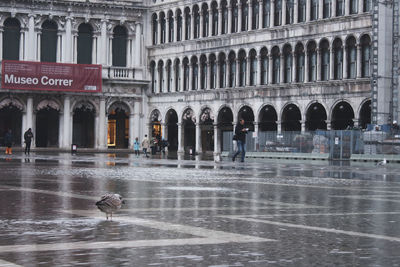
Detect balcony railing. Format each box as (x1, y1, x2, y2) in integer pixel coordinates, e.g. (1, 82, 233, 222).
(105, 66, 144, 81)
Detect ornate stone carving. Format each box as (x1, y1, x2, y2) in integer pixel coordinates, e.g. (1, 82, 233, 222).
(200, 108, 214, 122)
(183, 109, 196, 122)
(0, 98, 23, 111)
(36, 99, 60, 111)
(150, 109, 161, 122)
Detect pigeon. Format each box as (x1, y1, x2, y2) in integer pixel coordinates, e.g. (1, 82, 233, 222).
(376, 158, 387, 166)
(95, 194, 125, 220)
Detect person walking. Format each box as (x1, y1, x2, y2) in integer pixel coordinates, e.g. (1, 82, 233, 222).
(133, 137, 140, 157)
(24, 128, 34, 155)
(4, 129, 13, 155)
(232, 118, 248, 162)
(141, 135, 150, 158)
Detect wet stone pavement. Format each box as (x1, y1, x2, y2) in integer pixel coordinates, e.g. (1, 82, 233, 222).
(0, 153, 400, 266)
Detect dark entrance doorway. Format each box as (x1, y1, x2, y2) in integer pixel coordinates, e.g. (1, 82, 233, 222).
(166, 109, 178, 151)
(36, 108, 59, 147)
(73, 104, 95, 148)
(218, 107, 233, 151)
(108, 108, 129, 148)
(182, 109, 195, 154)
(359, 100, 371, 129)
(306, 103, 327, 131)
(332, 102, 354, 130)
(259, 105, 278, 131)
(282, 104, 301, 131)
(0, 104, 22, 146)
(200, 108, 214, 152)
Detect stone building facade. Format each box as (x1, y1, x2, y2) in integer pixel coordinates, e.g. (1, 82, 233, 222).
(0, 0, 147, 150)
(147, 0, 373, 155)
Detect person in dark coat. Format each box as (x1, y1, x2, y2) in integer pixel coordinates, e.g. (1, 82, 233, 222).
(232, 118, 248, 162)
(24, 128, 34, 155)
(4, 129, 13, 155)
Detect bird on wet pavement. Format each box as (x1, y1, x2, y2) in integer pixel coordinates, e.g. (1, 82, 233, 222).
(95, 193, 125, 220)
(376, 158, 387, 166)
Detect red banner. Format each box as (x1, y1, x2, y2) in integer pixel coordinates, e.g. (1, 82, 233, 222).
(1, 60, 102, 93)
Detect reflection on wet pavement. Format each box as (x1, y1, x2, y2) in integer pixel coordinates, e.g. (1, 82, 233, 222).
(0, 152, 400, 266)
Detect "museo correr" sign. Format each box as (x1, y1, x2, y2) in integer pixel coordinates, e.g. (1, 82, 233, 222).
(1, 60, 102, 93)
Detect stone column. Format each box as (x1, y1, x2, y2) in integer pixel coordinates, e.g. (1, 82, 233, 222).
(282, 0, 287, 25)
(238, 5, 242, 32)
(133, 103, 140, 141)
(277, 120, 282, 134)
(177, 123, 184, 153)
(27, 14, 35, 61)
(182, 15, 187, 40)
(318, 0, 324, 19)
(292, 52, 297, 82)
(228, 6, 232, 33)
(166, 17, 170, 43)
(329, 48, 334, 80)
(63, 96, 71, 149)
(257, 55, 262, 85)
(306, 0, 311, 21)
(359, 0, 364, 13)
(216, 61, 221, 88)
(249, 0, 253, 29)
(218, 8, 223, 34)
(356, 44, 362, 78)
(135, 23, 142, 66)
(326, 120, 331, 130)
(26, 97, 33, 131)
(343, 45, 347, 79)
(126, 37, 132, 68)
(268, 55, 273, 84)
(345, 0, 350, 15)
(226, 60, 231, 87)
(207, 62, 212, 89)
(100, 19, 108, 66)
(73, 33, 78, 63)
(92, 34, 98, 64)
(180, 62, 185, 91)
(195, 123, 202, 153)
(208, 9, 213, 36)
(213, 123, 220, 155)
(259, 0, 264, 29)
(158, 19, 163, 43)
(236, 59, 240, 86)
(280, 53, 284, 83)
(19, 30, 25, 60)
(36, 31, 41, 61)
(246, 57, 251, 86)
(254, 122, 259, 151)
(304, 50, 309, 82)
(200, 13, 204, 37)
(56, 33, 62, 62)
(301, 120, 306, 133)
(332, 0, 337, 17)
(317, 49, 322, 81)
(65, 17, 72, 63)
(189, 64, 193, 90)
(129, 113, 135, 149)
(294, 0, 299, 23)
(270, 0, 275, 27)
(98, 98, 106, 149)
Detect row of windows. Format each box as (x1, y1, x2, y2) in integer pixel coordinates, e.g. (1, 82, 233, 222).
(149, 34, 371, 93)
(2, 18, 128, 66)
(152, 0, 371, 45)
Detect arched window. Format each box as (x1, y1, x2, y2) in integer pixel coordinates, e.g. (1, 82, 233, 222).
(311, 0, 318, 20)
(350, 0, 358, 14)
(193, 6, 200, 39)
(212, 2, 219, 36)
(192, 57, 199, 90)
(308, 41, 317, 81)
(209, 54, 217, 89)
(336, 0, 344, 16)
(263, 0, 271, 28)
(77, 23, 93, 64)
(228, 52, 236, 87)
(272, 46, 280, 84)
(150, 61, 156, 93)
(168, 11, 174, 43)
(346, 37, 357, 79)
(323, 0, 332, 18)
(286, 0, 294, 24)
(200, 55, 207, 89)
(249, 50, 257, 86)
(333, 39, 343, 80)
(221, 0, 228, 34)
(232, 0, 239, 33)
(41, 20, 57, 62)
(283, 45, 292, 83)
(274, 0, 282, 26)
(298, 0, 306, 23)
(158, 60, 164, 93)
(219, 53, 227, 88)
(3, 18, 20, 60)
(238, 50, 247, 86)
(175, 59, 181, 91)
(152, 14, 158, 45)
(252, 0, 259, 29)
(241, 0, 249, 31)
(176, 10, 182, 41)
(320, 40, 330, 81)
(185, 8, 191, 40)
(183, 58, 189, 91)
(202, 4, 209, 37)
(295, 44, 305, 82)
(159, 12, 166, 44)
(361, 35, 371, 77)
(260, 48, 268, 84)
(112, 26, 127, 67)
(363, 0, 371, 12)
(166, 60, 172, 92)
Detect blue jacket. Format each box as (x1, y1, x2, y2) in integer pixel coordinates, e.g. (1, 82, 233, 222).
(133, 140, 140, 150)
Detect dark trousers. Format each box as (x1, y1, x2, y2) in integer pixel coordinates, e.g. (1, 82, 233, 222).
(232, 140, 246, 162)
(25, 141, 31, 155)
(143, 148, 148, 157)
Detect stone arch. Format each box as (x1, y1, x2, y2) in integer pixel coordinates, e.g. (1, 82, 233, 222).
(72, 100, 96, 148)
(331, 100, 355, 130)
(0, 97, 24, 146)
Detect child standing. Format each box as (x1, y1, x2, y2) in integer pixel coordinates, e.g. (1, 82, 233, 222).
(133, 137, 140, 157)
